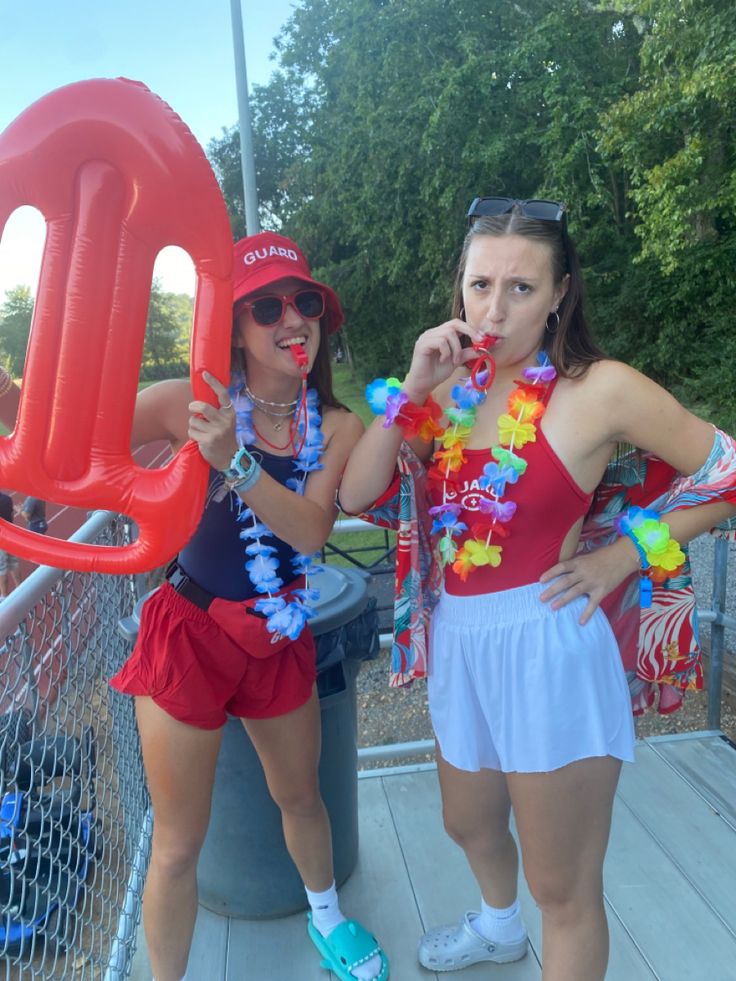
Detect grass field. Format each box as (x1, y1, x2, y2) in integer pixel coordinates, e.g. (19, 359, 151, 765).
(332, 363, 374, 425)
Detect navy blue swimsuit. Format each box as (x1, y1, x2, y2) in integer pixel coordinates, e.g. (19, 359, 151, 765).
(178, 449, 301, 601)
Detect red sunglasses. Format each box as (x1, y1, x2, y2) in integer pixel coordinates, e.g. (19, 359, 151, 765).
(236, 288, 326, 327)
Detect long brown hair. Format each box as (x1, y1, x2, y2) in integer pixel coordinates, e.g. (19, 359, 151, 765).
(230, 314, 346, 410)
(451, 210, 604, 377)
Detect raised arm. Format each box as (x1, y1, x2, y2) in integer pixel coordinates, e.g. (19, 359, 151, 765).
(339, 318, 484, 514)
(189, 372, 364, 555)
(131, 378, 193, 451)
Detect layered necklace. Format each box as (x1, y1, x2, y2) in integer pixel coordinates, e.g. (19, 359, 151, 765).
(228, 366, 325, 640)
(428, 349, 557, 580)
(244, 382, 298, 434)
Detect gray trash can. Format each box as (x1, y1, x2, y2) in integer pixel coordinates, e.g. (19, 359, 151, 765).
(119, 565, 379, 919)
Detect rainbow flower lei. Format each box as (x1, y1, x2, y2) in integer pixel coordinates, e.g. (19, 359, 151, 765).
(228, 373, 325, 640)
(367, 351, 556, 582)
(428, 352, 556, 580)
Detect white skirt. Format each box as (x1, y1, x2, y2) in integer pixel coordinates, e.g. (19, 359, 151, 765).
(427, 582, 636, 774)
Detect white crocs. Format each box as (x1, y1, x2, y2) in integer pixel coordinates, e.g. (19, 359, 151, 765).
(417, 911, 528, 972)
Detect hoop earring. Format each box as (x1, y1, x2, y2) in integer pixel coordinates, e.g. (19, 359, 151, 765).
(546, 310, 560, 334)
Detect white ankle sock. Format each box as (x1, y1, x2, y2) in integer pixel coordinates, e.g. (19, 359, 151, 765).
(471, 898, 526, 944)
(306, 881, 345, 937)
(306, 882, 383, 980)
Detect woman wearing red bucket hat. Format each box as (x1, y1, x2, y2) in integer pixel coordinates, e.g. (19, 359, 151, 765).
(112, 232, 389, 981)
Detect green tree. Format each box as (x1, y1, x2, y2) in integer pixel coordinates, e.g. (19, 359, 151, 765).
(207, 0, 735, 429)
(142, 281, 192, 379)
(0, 285, 34, 375)
(600, 0, 736, 273)
(213, 0, 644, 376)
(0, 282, 192, 382)
(209, 71, 315, 237)
(598, 0, 736, 425)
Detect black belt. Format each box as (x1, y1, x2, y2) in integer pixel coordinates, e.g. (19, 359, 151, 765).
(165, 560, 267, 618)
(165, 561, 215, 611)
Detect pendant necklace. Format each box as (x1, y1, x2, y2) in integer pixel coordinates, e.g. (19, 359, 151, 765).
(246, 383, 298, 432)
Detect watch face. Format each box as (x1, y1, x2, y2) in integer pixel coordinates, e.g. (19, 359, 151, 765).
(223, 448, 250, 480)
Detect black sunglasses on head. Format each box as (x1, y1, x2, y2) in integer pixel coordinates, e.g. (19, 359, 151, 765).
(467, 197, 567, 228)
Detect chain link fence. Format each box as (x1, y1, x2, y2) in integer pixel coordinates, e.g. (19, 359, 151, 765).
(1, 513, 149, 980)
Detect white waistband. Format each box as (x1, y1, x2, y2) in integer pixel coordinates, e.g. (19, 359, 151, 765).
(436, 580, 582, 627)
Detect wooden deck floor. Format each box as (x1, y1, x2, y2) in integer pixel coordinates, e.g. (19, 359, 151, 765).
(131, 732, 736, 980)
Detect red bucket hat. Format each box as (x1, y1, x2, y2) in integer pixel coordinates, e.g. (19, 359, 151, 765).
(233, 231, 344, 334)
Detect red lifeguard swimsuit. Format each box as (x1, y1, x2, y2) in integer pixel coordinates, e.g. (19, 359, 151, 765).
(435, 379, 594, 595)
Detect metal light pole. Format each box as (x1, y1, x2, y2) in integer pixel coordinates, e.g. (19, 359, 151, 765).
(230, 0, 260, 234)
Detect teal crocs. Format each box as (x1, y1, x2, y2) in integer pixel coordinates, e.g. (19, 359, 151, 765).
(307, 914, 390, 981)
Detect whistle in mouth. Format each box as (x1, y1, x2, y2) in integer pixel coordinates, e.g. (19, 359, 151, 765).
(472, 335, 499, 353)
(289, 344, 309, 372)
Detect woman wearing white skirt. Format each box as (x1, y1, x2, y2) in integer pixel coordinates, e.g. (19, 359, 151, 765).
(340, 197, 736, 981)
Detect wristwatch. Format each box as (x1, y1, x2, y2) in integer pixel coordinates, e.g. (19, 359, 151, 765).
(221, 446, 256, 482)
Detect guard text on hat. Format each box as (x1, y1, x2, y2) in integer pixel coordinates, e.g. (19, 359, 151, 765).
(243, 245, 299, 266)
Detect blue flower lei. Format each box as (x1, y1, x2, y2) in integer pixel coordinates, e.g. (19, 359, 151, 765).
(228, 373, 325, 640)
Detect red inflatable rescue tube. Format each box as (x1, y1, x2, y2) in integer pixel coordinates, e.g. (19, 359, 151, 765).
(0, 78, 233, 573)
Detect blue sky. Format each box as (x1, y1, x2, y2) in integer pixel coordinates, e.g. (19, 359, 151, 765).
(0, 0, 298, 296)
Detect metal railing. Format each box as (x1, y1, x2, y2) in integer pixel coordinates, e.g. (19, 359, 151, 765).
(1, 513, 148, 980)
(322, 518, 395, 574)
(701, 531, 736, 729)
(0, 512, 733, 977)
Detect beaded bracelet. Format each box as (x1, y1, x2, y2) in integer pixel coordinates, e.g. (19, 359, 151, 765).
(614, 506, 686, 608)
(0, 366, 14, 398)
(365, 377, 444, 442)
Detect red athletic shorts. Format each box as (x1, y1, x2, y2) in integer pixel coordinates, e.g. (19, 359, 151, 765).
(110, 582, 317, 729)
